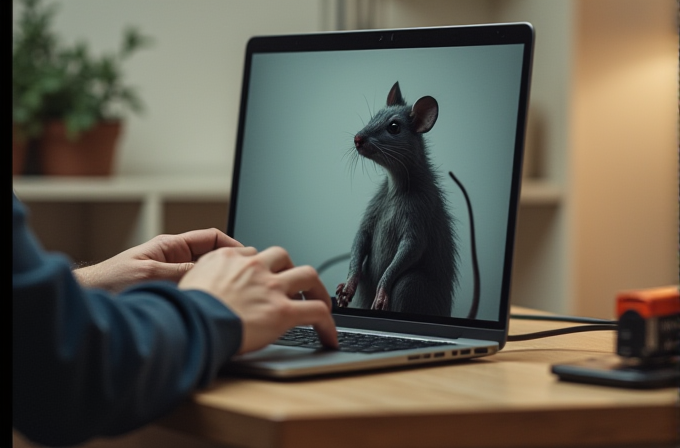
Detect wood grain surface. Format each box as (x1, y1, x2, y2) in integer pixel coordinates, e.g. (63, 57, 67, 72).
(159, 307, 679, 448)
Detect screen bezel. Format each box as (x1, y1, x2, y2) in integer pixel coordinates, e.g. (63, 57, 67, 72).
(227, 23, 535, 349)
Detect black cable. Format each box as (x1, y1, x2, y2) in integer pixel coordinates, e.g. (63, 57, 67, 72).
(507, 324, 617, 341)
(507, 313, 618, 341)
(510, 313, 617, 325)
(448, 168, 620, 340)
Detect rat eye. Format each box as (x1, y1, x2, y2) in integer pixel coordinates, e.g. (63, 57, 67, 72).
(387, 121, 401, 134)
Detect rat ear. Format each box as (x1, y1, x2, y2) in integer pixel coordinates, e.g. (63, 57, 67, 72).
(411, 96, 439, 133)
(387, 82, 406, 106)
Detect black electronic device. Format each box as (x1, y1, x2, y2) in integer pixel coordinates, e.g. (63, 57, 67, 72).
(551, 355, 679, 389)
(552, 286, 679, 389)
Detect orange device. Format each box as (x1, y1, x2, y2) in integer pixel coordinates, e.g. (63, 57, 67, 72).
(616, 286, 680, 360)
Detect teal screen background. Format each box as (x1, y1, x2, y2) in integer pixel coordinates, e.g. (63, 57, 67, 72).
(233, 44, 524, 321)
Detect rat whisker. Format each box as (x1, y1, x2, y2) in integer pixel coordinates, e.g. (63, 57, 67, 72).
(373, 142, 411, 191)
(348, 151, 361, 180)
(341, 145, 354, 160)
(363, 95, 373, 121)
(377, 144, 416, 169)
(382, 144, 412, 178)
(343, 145, 362, 184)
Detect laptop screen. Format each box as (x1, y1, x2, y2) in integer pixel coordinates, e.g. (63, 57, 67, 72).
(228, 24, 533, 338)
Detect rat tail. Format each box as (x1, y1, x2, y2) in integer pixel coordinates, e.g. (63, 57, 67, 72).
(449, 171, 480, 319)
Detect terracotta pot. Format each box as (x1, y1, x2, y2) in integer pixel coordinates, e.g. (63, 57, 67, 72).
(13, 125, 28, 176)
(40, 120, 122, 176)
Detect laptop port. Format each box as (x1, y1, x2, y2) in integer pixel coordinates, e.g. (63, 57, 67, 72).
(423, 354, 431, 359)
(451, 350, 459, 356)
(434, 352, 445, 358)
(460, 349, 471, 355)
(408, 355, 421, 360)
(474, 348, 488, 354)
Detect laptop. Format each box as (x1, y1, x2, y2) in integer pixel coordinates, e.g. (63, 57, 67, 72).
(223, 22, 534, 379)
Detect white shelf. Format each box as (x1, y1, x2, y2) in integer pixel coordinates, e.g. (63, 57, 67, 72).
(13, 175, 232, 262)
(12, 175, 231, 201)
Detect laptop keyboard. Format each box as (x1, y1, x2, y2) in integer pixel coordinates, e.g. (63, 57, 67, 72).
(273, 327, 449, 353)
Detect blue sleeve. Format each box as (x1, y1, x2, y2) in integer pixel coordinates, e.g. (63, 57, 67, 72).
(12, 193, 243, 447)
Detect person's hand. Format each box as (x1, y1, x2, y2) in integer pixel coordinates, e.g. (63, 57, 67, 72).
(73, 228, 242, 292)
(178, 246, 339, 354)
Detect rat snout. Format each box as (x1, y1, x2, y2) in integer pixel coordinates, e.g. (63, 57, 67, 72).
(354, 134, 374, 158)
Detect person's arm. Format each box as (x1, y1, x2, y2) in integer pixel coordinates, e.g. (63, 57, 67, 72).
(13, 193, 337, 447)
(12, 194, 242, 446)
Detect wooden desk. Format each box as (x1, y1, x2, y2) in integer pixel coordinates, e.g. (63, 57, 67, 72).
(156, 307, 678, 448)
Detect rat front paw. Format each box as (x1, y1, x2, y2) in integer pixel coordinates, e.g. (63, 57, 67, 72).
(336, 275, 359, 307)
(371, 288, 389, 311)
(335, 283, 350, 307)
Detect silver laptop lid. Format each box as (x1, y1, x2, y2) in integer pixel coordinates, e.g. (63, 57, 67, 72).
(228, 23, 534, 350)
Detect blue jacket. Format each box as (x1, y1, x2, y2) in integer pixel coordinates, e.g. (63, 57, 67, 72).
(12, 193, 242, 446)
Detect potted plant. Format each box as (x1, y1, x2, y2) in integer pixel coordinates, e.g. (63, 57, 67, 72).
(12, 0, 152, 176)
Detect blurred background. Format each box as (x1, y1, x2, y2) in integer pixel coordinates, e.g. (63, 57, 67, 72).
(12, 0, 678, 322)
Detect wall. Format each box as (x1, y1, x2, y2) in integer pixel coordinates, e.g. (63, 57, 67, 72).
(502, 0, 678, 318)
(571, 0, 678, 317)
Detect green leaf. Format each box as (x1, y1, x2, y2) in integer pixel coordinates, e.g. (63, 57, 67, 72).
(13, 0, 152, 142)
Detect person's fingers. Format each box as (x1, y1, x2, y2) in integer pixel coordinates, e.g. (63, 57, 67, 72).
(278, 265, 333, 311)
(226, 246, 258, 256)
(255, 246, 295, 273)
(160, 246, 258, 283)
(144, 261, 195, 283)
(277, 265, 337, 348)
(289, 300, 339, 348)
(177, 228, 244, 259)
